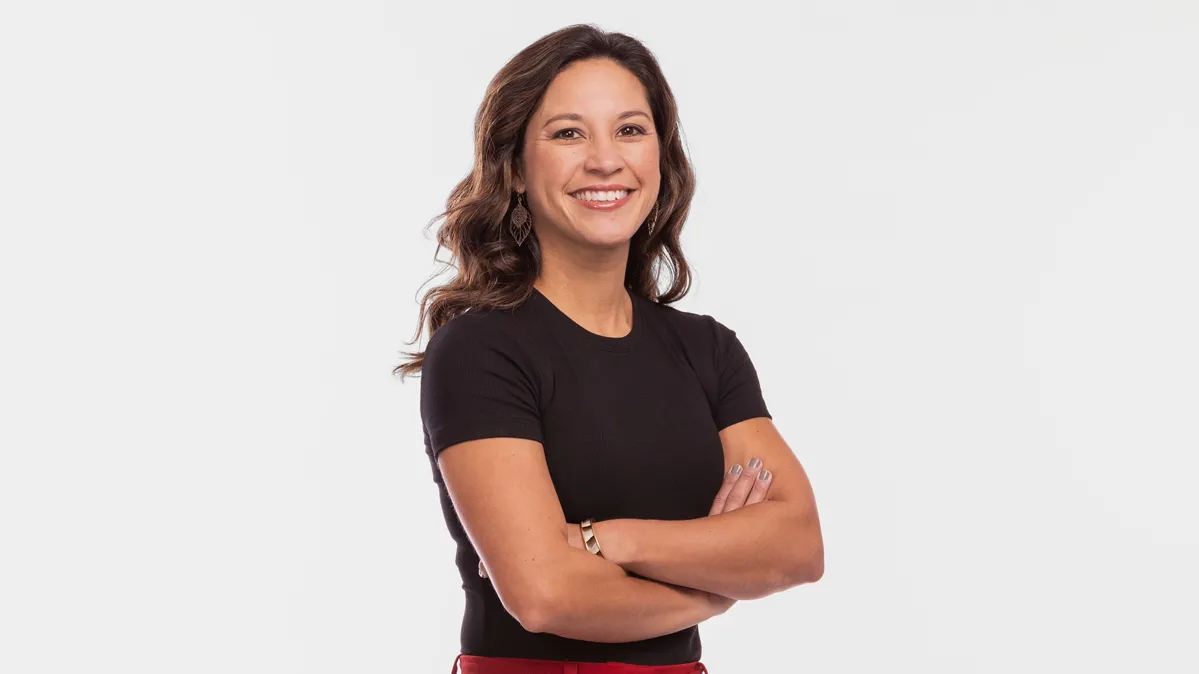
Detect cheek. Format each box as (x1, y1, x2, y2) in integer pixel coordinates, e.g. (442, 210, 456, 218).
(629, 144, 661, 182)
(528, 148, 577, 190)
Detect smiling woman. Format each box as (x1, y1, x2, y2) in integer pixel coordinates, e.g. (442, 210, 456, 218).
(523, 73, 659, 237)
(395, 23, 823, 674)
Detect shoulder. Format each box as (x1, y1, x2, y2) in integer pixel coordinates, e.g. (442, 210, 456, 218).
(642, 297, 771, 427)
(643, 298, 762, 382)
(419, 304, 544, 401)
(641, 297, 737, 350)
(425, 305, 528, 356)
(420, 305, 547, 456)
(421, 304, 545, 381)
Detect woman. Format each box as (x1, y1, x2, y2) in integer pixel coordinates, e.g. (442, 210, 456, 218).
(396, 24, 824, 673)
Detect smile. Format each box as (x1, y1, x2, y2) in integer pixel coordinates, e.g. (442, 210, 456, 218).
(569, 189, 634, 210)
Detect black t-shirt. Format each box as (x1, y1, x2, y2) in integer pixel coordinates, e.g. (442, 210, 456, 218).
(419, 287, 771, 665)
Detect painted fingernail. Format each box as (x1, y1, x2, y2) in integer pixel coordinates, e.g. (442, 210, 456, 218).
(748, 457, 762, 470)
(729, 464, 742, 476)
(759, 469, 771, 481)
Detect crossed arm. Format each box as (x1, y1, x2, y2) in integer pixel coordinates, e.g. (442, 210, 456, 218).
(587, 417, 824, 600)
(439, 416, 823, 641)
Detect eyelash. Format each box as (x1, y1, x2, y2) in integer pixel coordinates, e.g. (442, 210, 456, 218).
(553, 125, 647, 140)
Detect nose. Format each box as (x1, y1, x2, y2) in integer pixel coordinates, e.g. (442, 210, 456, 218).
(582, 134, 624, 176)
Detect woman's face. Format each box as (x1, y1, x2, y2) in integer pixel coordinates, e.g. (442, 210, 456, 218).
(517, 58, 661, 249)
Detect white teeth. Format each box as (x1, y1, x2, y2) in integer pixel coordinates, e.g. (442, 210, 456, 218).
(572, 189, 629, 202)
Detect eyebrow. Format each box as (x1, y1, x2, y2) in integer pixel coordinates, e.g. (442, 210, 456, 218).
(542, 110, 651, 128)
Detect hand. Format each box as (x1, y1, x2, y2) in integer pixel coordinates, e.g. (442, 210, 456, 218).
(709, 457, 773, 515)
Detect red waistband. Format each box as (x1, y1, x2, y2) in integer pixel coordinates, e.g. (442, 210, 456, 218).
(450, 654, 709, 674)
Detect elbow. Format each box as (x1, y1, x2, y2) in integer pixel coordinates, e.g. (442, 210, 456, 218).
(776, 509, 824, 589)
(511, 574, 581, 635)
(499, 551, 598, 635)
(514, 603, 554, 635)
(798, 541, 825, 584)
(516, 572, 599, 636)
(746, 530, 825, 599)
(785, 538, 824, 587)
(805, 551, 825, 583)
(500, 577, 560, 635)
(513, 592, 558, 634)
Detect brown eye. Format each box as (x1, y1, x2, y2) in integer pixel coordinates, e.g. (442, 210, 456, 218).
(553, 128, 582, 140)
(618, 125, 647, 136)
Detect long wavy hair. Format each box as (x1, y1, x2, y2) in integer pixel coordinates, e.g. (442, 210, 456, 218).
(394, 24, 697, 379)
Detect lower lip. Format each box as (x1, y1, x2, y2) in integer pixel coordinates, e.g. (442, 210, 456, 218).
(571, 191, 634, 210)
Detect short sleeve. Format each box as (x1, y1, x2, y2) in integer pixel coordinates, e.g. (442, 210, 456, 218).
(708, 316, 772, 431)
(419, 314, 544, 457)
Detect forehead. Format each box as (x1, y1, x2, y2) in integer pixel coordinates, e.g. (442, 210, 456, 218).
(535, 59, 650, 120)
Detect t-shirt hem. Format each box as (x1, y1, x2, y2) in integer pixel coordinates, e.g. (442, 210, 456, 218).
(714, 406, 772, 432)
(431, 420, 544, 457)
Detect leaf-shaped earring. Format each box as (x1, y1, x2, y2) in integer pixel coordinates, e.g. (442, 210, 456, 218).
(510, 192, 532, 246)
(646, 201, 660, 238)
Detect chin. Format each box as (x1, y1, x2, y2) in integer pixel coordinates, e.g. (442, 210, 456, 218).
(563, 219, 635, 247)
(584, 226, 639, 248)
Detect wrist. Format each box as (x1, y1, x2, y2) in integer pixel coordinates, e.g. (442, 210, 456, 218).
(591, 519, 637, 566)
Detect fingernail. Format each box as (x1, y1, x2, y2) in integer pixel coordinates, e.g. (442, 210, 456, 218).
(748, 457, 762, 470)
(759, 469, 771, 481)
(729, 464, 742, 476)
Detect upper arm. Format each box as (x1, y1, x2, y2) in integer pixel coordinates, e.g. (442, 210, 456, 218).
(718, 417, 816, 513)
(706, 316, 821, 563)
(437, 436, 569, 631)
(719, 417, 824, 581)
(420, 315, 569, 630)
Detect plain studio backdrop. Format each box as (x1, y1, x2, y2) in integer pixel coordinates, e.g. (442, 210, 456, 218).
(1, 1, 1196, 672)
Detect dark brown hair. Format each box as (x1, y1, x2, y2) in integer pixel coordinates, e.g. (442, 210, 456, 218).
(394, 24, 696, 379)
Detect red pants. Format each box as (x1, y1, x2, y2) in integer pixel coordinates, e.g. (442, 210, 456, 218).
(451, 654, 709, 673)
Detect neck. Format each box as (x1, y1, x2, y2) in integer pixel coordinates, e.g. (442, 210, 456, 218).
(534, 235, 632, 339)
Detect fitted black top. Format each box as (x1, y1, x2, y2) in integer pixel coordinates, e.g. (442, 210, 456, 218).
(419, 287, 771, 665)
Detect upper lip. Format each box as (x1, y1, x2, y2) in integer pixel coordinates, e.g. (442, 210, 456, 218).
(570, 184, 635, 193)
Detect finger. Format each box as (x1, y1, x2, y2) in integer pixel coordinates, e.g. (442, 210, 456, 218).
(709, 464, 743, 516)
(744, 468, 773, 506)
(722, 457, 764, 513)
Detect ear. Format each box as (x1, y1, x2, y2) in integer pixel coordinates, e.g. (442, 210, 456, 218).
(512, 161, 525, 194)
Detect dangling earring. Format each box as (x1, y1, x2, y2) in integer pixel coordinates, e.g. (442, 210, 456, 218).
(646, 201, 660, 237)
(510, 191, 532, 246)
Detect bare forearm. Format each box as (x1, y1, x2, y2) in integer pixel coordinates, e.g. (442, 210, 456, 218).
(594, 502, 822, 600)
(532, 547, 726, 642)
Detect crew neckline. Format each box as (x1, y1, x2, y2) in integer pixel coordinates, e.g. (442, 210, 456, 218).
(530, 286, 643, 353)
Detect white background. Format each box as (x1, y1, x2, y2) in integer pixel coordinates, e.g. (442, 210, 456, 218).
(2, 1, 1197, 672)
